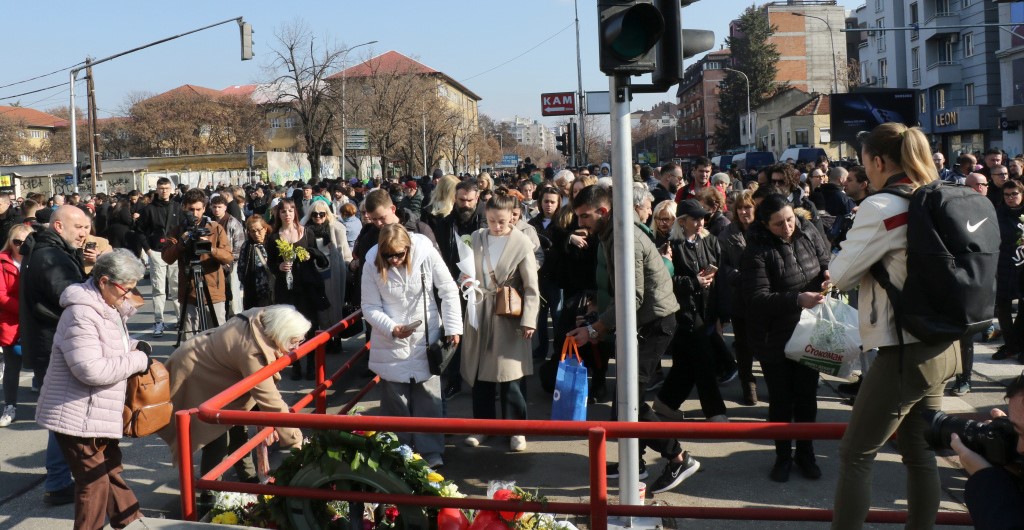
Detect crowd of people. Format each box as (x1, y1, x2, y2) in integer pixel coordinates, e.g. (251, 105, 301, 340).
(2, 125, 1024, 527)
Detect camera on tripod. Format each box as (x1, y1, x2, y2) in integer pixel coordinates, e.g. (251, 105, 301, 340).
(181, 211, 212, 257)
(923, 410, 1023, 466)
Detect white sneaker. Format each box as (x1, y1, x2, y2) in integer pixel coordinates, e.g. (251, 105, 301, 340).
(464, 434, 487, 447)
(510, 435, 527, 452)
(707, 414, 730, 422)
(0, 405, 15, 427)
(153, 322, 165, 337)
(653, 398, 688, 421)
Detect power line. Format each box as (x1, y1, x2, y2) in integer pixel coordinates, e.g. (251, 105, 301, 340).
(461, 21, 575, 82)
(0, 79, 84, 103)
(0, 61, 87, 91)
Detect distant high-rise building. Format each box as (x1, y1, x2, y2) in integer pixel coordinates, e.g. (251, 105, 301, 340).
(505, 116, 554, 152)
(676, 48, 731, 157)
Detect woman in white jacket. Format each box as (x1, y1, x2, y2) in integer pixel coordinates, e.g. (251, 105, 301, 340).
(361, 223, 462, 468)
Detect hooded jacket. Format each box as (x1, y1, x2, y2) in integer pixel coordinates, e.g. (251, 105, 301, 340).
(138, 196, 182, 251)
(361, 234, 463, 383)
(35, 280, 148, 439)
(19, 227, 86, 369)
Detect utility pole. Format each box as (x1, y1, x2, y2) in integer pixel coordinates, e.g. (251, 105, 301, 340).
(574, 0, 587, 166)
(86, 60, 102, 195)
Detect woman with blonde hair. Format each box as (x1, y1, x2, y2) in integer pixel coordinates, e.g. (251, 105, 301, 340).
(830, 123, 955, 529)
(424, 175, 460, 231)
(361, 224, 462, 467)
(0, 224, 32, 427)
(651, 200, 676, 248)
(300, 199, 353, 331)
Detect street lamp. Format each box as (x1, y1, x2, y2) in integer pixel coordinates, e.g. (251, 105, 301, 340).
(340, 40, 378, 180)
(794, 12, 839, 95)
(723, 67, 752, 152)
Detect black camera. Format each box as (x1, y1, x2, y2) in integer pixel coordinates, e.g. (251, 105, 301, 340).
(181, 212, 212, 256)
(923, 410, 1022, 466)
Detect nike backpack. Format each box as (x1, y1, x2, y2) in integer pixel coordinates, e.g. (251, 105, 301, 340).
(870, 180, 999, 344)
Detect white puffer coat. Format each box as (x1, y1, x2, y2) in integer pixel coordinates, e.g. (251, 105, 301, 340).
(361, 233, 463, 383)
(36, 279, 149, 439)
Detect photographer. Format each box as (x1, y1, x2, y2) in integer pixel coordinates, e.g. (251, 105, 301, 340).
(162, 189, 233, 334)
(951, 377, 1024, 529)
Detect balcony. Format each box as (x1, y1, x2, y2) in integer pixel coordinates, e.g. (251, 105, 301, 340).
(919, 12, 960, 42)
(924, 61, 961, 86)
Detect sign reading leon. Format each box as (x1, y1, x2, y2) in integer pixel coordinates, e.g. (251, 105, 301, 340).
(541, 92, 576, 116)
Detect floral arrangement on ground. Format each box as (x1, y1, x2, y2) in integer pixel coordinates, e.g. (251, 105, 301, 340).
(205, 427, 578, 529)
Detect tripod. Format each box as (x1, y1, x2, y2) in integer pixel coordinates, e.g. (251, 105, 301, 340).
(175, 258, 219, 347)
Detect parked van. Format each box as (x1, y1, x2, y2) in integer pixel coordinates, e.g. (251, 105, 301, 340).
(711, 155, 733, 170)
(732, 151, 776, 172)
(779, 147, 827, 165)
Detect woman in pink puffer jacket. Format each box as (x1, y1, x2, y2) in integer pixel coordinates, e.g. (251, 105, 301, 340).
(36, 249, 151, 530)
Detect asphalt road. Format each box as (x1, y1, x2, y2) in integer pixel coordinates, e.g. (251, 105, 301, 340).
(0, 278, 1014, 529)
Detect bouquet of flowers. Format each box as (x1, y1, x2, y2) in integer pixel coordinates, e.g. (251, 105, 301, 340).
(275, 239, 311, 289)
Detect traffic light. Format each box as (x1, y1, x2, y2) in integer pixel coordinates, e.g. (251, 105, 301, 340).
(556, 133, 569, 157)
(239, 21, 254, 61)
(651, 0, 715, 88)
(77, 162, 91, 182)
(568, 122, 579, 158)
(598, 0, 665, 75)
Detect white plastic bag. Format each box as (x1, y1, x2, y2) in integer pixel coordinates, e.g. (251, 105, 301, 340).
(784, 297, 861, 379)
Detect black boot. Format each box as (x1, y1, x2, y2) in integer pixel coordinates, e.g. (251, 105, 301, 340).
(770, 456, 792, 483)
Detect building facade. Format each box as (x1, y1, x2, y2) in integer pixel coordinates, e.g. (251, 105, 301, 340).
(505, 116, 554, 152)
(676, 48, 730, 156)
(856, 0, 1002, 158)
(998, 2, 1024, 156)
(760, 0, 850, 95)
(0, 106, 66, 164)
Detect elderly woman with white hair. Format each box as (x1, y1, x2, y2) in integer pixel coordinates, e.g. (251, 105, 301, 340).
(553, 169, 576, 204)
(158, 305, 312, 482)
(36, 249, 151, 530)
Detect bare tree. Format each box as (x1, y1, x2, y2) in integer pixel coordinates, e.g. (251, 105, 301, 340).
(265, 20, 346, 181)
(0, 115, 30, 165)
(33, 106, 86, 164)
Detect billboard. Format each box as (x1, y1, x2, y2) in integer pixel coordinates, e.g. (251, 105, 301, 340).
(829, 90, 918, 143)
(673, 139, 706, 157)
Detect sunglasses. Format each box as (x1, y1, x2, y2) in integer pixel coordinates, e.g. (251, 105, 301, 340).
(771, 179, 787, 184)
(311, 212, 328, 218)
(11, 239, 23, 246)
(383, 250, 407, 260)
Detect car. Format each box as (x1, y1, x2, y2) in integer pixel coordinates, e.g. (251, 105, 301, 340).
(732, 152, 776, 172)
(778, 147, 828, 165)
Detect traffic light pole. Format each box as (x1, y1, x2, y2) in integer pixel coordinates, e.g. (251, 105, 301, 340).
(608, 74, 647, 527)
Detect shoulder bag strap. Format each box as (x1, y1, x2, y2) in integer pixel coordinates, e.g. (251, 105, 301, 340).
(482, 233, 500, 287)
(421, 260, 430, 347)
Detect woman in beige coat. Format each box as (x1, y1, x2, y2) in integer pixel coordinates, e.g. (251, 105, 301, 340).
(461, 191, 540, 452)
(158, 305, 311, 481)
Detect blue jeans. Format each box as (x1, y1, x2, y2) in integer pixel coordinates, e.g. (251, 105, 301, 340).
(45, 430, 73, 492)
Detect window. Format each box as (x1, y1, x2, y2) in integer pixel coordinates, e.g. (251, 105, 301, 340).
(875, 19, 885, 51)
(910, 3, 919, 40)
(861, 60, 870, 82)
(920, 92, 928, 113)
(30, 130, 42, 138)
(795, 129, 809, 146)
(942, 38, 954, 63)
(270, 117, 280, 128)
(284, 117, 295, 128)
(937, 0, 950, 14)
(965, 83, 975, 105)
(770, 133, 776, 147)
(878, 58, 888, 83)
(963, 33, 974, 57)
(912, 47, 921, 85)
(875, 0, 883, 12)
(935, 88, 946, 110)
(961, 0, 970, 8)
(786, 131, 792, 146)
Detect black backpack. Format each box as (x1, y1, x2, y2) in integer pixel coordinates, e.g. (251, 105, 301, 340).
(870, 180, 999, 345)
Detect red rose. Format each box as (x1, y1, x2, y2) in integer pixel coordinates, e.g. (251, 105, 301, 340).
(385, 506, 399, 522)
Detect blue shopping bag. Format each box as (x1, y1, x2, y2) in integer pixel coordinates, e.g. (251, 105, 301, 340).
(551, 339, 588, 421)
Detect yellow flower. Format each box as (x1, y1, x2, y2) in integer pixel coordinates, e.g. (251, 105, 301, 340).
(427, 472, 444, 483)
(412, 453, 423, 461)
(364, 431, 376, 437)
(212, 512, 239, 525)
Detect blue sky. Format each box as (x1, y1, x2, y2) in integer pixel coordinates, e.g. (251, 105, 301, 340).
(3, 0, 858, 127)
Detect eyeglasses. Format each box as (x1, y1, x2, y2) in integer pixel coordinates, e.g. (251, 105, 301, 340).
(311, 212, 328, 218)
(11, 239, 23, 246)
(771, 179, 787, 185)
(110, 280, 132, 300)
(1005, 192, 1021, 198)
(975, 182, 990, 187)
(993, 172, 1009, 177)
(383, 250, 407, 261)
(655, 217, 674, 222)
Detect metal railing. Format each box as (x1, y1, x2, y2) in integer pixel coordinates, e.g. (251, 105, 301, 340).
(175, 311, 974, 528)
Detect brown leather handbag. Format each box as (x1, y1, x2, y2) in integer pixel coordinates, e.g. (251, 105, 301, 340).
(123, 359, 174, 438)
(484, 234, 522, 318)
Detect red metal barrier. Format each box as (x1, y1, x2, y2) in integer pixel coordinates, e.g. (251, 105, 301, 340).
(176, 310, 973, 527)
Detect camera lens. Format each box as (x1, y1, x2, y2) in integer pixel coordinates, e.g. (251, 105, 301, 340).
(922, 410, 972, 451)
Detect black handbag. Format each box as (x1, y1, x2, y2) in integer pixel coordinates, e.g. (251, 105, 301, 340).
(422, 263, 456, 376)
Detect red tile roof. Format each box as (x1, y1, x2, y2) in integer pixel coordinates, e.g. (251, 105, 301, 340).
(785, 93, 831, 117)
(148, 84, 225, 102)
(328, 51, 437, 79)
(221, 84, 258, 97)
(0, 106, 67, 127)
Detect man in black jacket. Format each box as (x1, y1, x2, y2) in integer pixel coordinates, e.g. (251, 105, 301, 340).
(20, 205, 91, 506)
(435, 180, 487, 282)
(528, 186, 561, 360)
(651, 163, 683, 209)
(137, 177, 182, 337)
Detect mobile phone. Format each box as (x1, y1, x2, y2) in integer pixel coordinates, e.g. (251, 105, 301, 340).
(84, 241, 97, 251)
(705, 264, 718, 274)
(405, 320, 423, 330)
(659, 242, 670, 253)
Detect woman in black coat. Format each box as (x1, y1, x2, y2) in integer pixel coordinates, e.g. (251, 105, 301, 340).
(237, 215, 275, 309)
(104, 197, 135, 250)
(653, 199, 728, 422)
(740, 194, 830, 483)
(718, 190, 758, 405)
